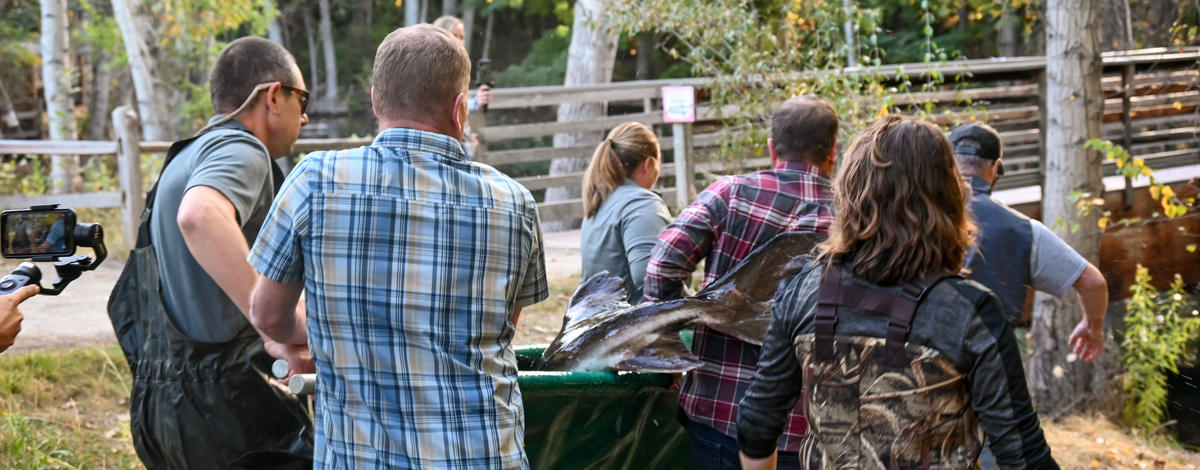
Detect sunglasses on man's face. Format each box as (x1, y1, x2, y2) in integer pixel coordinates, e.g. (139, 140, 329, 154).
(280, 85, 310, 114)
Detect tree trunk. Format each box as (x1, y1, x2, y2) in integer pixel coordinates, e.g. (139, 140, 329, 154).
(998, 2, 1019, 57)
(544, 0, 619, 231)
(86, 53, 113, 140)
(318, 0, 339, 107)
(112, 0, 175, 141)
(266, 0, 284, 44)
(1028, 0, 1106, 417)
(419, 0, 428, 25)
(41, 0, 79, 194)
(636, 34, 653, 79)
(304, 8, 320, 99)
(405, 0, 420, 26)
(463, 7, 475, 55)
(442, 0, 457, 16)
(481, 10, 495, 61)
(844, 0, 856, 66)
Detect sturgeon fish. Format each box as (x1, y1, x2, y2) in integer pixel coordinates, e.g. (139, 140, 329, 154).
(536, 232, 825, 372)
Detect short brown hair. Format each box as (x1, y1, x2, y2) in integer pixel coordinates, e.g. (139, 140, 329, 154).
(210, 37, 299, 114)
(771, 95, 839, 164)
(818, 115, 974, 285)
(372, 24, 470, 122)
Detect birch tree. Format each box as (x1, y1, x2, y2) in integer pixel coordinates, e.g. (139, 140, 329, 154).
(318, 0, 339, 108)
(544, 0, 619, 230)
(40, 0, 79, 193)
(112, 0, 176, 141)
(1027, 0, 1106, 415)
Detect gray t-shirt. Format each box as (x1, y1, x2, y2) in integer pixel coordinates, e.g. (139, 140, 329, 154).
(1028, 219, 1087, 296)
(580, 181, 671, 303)
(150, 117, 276, 342)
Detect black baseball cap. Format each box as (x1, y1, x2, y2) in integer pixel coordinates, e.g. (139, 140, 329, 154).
(950, 122, 1004, 175)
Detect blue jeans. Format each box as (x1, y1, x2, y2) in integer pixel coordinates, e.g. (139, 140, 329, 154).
(686, 420, 801, 470)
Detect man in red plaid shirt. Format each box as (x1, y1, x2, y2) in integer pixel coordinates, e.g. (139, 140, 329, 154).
(644, 95, 838, 469)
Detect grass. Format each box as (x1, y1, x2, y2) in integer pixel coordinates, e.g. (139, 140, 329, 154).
(0, 346, 138, 469)
(513, 274, 580, 346)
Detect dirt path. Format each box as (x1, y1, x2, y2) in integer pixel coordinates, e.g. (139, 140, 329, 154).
(6, 230, 583, 353)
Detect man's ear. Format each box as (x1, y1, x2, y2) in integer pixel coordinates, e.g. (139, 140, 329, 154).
(370, 87, 379, 118)
(767, 137, 778, 166)
(265, 82, 283, 115)
(450, 91, 467, 135)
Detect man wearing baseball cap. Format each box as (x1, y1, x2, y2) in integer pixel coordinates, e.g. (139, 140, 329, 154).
(952, 121, 1109, 468)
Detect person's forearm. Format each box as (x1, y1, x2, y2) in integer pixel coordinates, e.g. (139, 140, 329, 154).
(178, 196, 258, 316)
(249, 275, 306, 344)
(739, 451, 777, 470)
(1075, 263, 1108, 327)
(512, 305, 523, 327)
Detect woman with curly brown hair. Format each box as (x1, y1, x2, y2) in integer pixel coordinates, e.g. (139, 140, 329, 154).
(736, 115, 1059, 470)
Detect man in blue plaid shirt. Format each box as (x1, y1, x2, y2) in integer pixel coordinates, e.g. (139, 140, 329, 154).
(247, 24, 548, 469)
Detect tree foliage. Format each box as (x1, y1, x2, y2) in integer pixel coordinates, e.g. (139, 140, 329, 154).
(608, 0, 913, 160)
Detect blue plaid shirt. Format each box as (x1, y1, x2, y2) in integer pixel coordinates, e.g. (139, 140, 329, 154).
(249, 128, 549, 469)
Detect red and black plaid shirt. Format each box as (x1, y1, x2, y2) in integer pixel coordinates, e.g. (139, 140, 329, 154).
(644, 161, 834, 452)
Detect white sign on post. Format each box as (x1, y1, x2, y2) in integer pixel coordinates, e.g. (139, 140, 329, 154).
(661, 86, 696, 123)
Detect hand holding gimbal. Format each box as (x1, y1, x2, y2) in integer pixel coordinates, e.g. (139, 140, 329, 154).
(0, 205, 106, 295)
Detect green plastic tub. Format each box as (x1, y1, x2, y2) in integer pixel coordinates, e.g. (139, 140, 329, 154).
(516, 345, 690, 470)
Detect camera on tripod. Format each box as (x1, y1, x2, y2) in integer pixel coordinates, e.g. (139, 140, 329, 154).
(0, 204, 106, 295)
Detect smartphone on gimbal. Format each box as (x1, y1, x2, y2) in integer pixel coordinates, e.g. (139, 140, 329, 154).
(1, 208, 76, 259)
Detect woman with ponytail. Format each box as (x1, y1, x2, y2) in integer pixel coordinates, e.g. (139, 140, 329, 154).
(580, 122, 671, 303)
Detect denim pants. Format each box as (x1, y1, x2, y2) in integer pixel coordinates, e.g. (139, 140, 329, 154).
(686, 420, 801, 470)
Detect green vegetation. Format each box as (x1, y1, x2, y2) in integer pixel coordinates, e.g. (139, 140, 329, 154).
(0, 347, 138, 469)
(1121, 268, 1200, 438)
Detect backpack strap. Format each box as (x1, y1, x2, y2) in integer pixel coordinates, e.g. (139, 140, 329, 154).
(812, 264, 842, 362)
(813, 261, 958, 369)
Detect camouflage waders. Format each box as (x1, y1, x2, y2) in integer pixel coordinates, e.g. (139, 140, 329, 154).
(794, 264, 983, 470)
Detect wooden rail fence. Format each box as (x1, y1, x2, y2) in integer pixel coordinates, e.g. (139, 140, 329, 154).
(0, 47, 1196, 247)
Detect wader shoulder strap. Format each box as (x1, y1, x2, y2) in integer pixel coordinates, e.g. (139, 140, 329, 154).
(813, 262, 958, 368)
(133, 128, 282, 248)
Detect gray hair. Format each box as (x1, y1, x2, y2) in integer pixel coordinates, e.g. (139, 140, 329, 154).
(953, 153, 994, 176)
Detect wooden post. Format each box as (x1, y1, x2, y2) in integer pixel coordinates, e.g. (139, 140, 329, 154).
(1035, 69, 1048, 189)
(672, 122, 694, 210)
(113, 105, 143, 250)
(1121, 64, 1134, 209)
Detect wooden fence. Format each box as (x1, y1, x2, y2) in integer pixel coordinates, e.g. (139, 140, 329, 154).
(0, 47, 1197, 247)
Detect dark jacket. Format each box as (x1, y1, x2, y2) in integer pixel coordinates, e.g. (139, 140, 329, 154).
(737, 259, 1058, 469)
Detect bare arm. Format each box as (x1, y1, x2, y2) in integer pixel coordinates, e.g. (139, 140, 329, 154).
(249, 275, 306, 345)
(1068, 262, 1108, 362)
(177, 186, 258, 315)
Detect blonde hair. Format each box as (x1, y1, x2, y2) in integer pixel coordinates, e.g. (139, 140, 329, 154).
(582, 122, 660, 218)
(818, 115, 974, 285)
(372, 24, 470, 122)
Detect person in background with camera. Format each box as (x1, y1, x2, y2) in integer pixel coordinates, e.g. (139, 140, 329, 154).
(580, 122, 670, 304)
(433, 15, 491, 158)
(0, 285, 40, 354)
(248, 24, 547, 467)
(113, 37, 313, 469)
